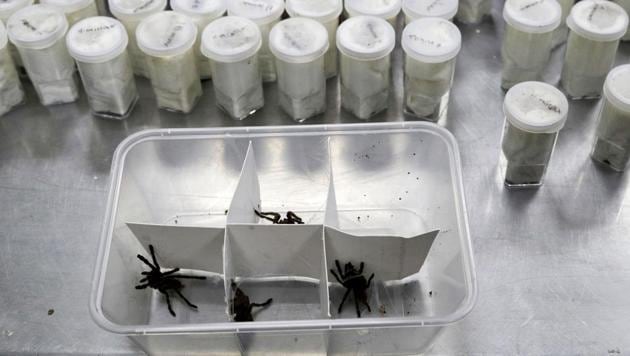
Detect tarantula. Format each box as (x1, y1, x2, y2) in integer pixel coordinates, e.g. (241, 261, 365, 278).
(254, 209, 304, 224)
(330, 260, 375, 318)
(230, 281, 273, 322)
(135, 244, 206, 317)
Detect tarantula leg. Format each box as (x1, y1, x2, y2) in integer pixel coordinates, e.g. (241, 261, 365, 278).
(149, 245, 160, 270)
(175, 289, 198, 309)
(164, 292, 176, 317)
(338, 288, 351, 314)
(354, 292, 362, 318)
(362, 299, 372, 312)
(135, 283, 149, 289)
(330, 269, 343, 284)
(335, 260, 345, 279)
(358, 262, 365, 274)
(254, 210, 281, 224)
(251, 298, 273, 308)
(367, 273, 375, 288)
(169, 274, 207, 280)
(287, 211, 304, 224)
(161, 268, 180, 277)
(136, 254, 156, 270)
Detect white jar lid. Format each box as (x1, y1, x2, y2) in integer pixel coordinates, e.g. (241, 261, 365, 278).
(66, 16, 127, 63)
(201, 16, 262, 62)
(136, 11, 197, 57)
(345, 0, 402, 20)
(504, 81, 569, 134)
(0, 21, 7, 48)
(402, 0, 458, 21)
(285, 0, 343, 23)
(604, 64, 630, 113)
(0, 0, 34, 22)
(402, 17, 461, 63)
(269, 17, 329, 63)
(503, 0, 561, 34)
(7, 4, 68, 49)
(170, 0, 226, 21)
(336, 16, 395, 60)
(566, 0, 629, 41)
(227, 0, 284, 25)
(109, 0, 167, 22)
(41, 0, 94, 14)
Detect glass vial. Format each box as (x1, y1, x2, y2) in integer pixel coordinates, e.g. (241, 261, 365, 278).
(0, 20, 24, 117)
(0, 0, 34, 69)
(137, 11, 202, 114)
(456, 0, 492, 24)
(402, 0, 458, 24)
(171, 0, 226, 80)
(269, 18, 329, 122)
(552, 0, 575, 48)
(66, 16, 138, 119)
(227, 0, 284, 83)
(7, 5, 79, 106)
(344, 0, 402, 28)
(337, 16, 395, 120)
(591, 65, 630, 171)
(561, 0, 629, 100)
(501, 81, 569, 188)
(201, 16, 264, 120)
(109, 0, 167, 78)
(41, 0, 99, 26)
(402, 17, 461, 122)
(501, 0, 561, 90)
(285, 0, 342, 78)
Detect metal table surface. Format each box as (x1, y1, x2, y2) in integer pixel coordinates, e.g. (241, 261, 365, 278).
(2, 4, 630, 355)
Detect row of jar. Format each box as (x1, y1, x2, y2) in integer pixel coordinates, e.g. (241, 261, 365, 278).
(0, 5, 464, 122)
(500, 0, 630, 99)
(500, 65, 630, 189)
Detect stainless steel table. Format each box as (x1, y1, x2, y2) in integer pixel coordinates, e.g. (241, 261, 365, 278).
(2, 4, 630, 354)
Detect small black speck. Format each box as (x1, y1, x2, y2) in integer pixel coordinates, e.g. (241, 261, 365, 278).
(48, 309, 54, 316)
(429, 291, 433, 297)
(294, 337, 298, 343)
(412, 153, 416, 156)
(357, 216, 361, 222)
(405, 191, 408, 194)
(174, 219, 178, 224)
(363, 194, 367, 197)
(398, 197, 402, 201)
(407, 172, 411, 175)
(416, 177, 420, 180)
(365, 154, 370, 159)
(366, 215, 370, 219)
(224, 209, 229, 215)
(406, 311, 410, 315)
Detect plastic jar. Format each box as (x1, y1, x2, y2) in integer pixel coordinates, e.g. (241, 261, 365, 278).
(170, 0, 226, 79)
(501, 0, 561, 90)
(269, 18, 329, 122)
(402, 17, 461, 122)
(402, 0, 458, 24)
(227, 0, 284, 82)
(552, 0, 575, 47)
(456, 0, 491, 24)
(0, 20, 24, 117)
(344, 0, 402, 27)
(66, 16, 138, 119)
(591, 65, 630, 171)
(0, 0, 34, 68)
(501, 81, 569, 188)
(137, 11, 202, 113)
(337, 16, 395, 120)
(7, 5, 79, 105)
(285, 0, 342, 78)
(109, 0, 167, 77)
(41, 0, 98, 26)
(201, 16, 263, 120)
(561, 0, 629, 99)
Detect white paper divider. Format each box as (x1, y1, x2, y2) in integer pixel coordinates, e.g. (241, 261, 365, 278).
(226, 141, 261, 224)
(324, 227, 440, 282)
(127, 222, 225, 274)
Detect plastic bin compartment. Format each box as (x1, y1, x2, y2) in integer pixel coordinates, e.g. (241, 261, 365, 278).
(91, 123, 476, 356)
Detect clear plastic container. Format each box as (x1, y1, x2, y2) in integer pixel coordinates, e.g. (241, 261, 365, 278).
(561, 0, 629, 99)
(89, 122, 477, 356)
(285, 0, 342, 78)
(455, 0, 491, 24)
(109, 0, 167, 77)
(136, 11, 202, 114)
(66, 16, 138, 119)
(552, 0, 575, 48)
(0, 20, 24, 117)
(591, 65, 630, 171)
(269, 18, 329, 122)
(170, 0, 226, 80)
(402, 17, 461, 122)
(201, 16, 264, 120)
(7, 4, 79, 106)
(0, 0, 34, 69)
(41, 0, 98, 26)
(402, 0, 458, 24)
(337, 16, 396, 120)
(501, 81, 569, 188)
(501, 0, 561, 90)
(344, 0, 402, 27)
(227, 0, 284, 83)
